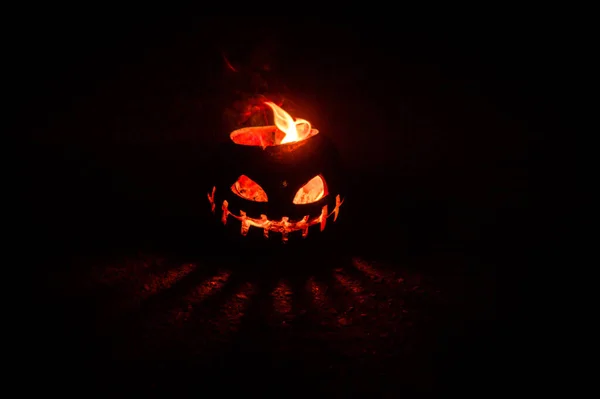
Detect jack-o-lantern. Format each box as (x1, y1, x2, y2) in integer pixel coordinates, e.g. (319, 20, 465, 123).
(207, 102, 344, 245)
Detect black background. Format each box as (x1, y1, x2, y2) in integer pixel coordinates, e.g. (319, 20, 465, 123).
(20, 15, 544, 254)
(17, 12, 553, 394)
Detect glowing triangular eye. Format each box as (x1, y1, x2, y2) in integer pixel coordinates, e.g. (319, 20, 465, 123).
(231, 175, 268, 202)
(293, 175, 328, 204)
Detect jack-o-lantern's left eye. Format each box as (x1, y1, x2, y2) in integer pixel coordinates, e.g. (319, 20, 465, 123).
(231, 175, 268, 202)
(293, 175, 328, 204)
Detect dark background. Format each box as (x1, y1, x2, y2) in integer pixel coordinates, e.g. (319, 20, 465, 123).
(18, 13, 549, 394)
(21, 15, 542, 255)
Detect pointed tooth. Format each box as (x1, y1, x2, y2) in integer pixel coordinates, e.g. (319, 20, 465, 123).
(334, 195, 341, 221)
(207, 187, 216, 213)
(261, 215, 269, 238)
(240, 210, 249, 236)
(320, 205, 328, 231)
(301, 215, 309, 238)
(221, 200, 229, 225)
(281, 217, 289, 243)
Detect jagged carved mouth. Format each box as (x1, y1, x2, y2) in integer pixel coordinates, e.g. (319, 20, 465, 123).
(208, 187, 343, 243)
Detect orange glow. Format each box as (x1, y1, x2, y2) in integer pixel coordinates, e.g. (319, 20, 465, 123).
(184, 271, 231, 304)
(229, 126, 285, 148)
(307, 277, 326, 305)
(272, 281, 293, 315)
(352, 258, 390, 282)
(333, 271, 364, 295)
(140, 263, 197, 300)
(231, 175, 268, 202)
(215, 282, 255, 334)
(293, 175, 328, 204)
(171, 271, 231, 324)
(222, 52, 238, 72)
(264, 101, 314, 144)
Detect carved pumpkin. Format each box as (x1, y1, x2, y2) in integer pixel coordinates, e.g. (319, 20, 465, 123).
(208, 102, 344, 245)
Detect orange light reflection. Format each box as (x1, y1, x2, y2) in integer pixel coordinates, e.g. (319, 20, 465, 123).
(272, 280, 293, 315)
(215, 282, 255, 333)
(352, 258, 389, 282)
(333, 271, 364, 295)
(171, 271, 231, 323)
(141, 263, 197, 300)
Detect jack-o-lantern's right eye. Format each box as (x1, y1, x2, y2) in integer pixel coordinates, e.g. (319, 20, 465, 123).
(231, 175, 268, 202)
(293, 175, 328, 204)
